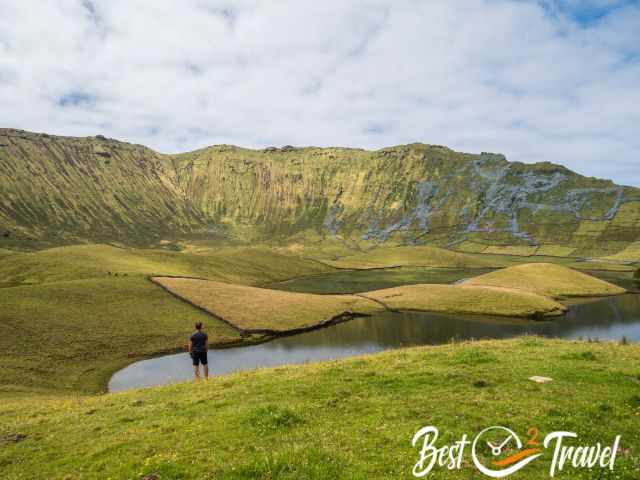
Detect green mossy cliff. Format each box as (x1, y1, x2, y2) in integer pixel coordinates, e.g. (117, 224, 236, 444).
(1, 129, 639, 255)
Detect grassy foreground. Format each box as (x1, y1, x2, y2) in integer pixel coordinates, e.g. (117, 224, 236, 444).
(1, 338, 639, 479)
(0, 277, 240, 396)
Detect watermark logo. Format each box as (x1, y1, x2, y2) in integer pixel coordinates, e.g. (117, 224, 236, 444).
(412, 425, 620, 478)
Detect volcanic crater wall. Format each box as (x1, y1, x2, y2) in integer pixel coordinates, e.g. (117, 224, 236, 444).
(1, 129, 639, 255)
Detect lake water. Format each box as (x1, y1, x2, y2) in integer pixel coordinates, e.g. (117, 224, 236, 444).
(263, 267, 496, 293)
(109, 293, 640, 392)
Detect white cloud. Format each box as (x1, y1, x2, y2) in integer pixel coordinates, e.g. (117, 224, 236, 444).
(0, 0, 638, 186)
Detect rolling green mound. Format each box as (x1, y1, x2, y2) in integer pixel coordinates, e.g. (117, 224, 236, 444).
(1, 338, 639, 479)
(465, 263, 627, 298)
(152, 271, 565, 335)
(1, 129, 639, 258)
(361, 284, 566, 318)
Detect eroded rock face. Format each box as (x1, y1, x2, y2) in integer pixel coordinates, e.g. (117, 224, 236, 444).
(0, 129, 638, 255)
(168, 143, 638, 255)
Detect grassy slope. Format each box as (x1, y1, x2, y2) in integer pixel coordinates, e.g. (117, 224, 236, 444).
(0, 245, 335, 394)
(0, 244, 333, 287)
(274, 233, 370, 261)
(0, 245, 630, 394)
(152, 277, 384, 332)
(362, 284, 566, 318)
(482, 245, 539, 256)
(1, 338, 639, 480)
(466, 263, 627, 299)
(325, 245, 497, 269)
(0, 277, 239, 395)
(536, 245, 578, 257)
(456, 242, 580, 258)
(603, 242, 640, 262)
(321, 244, 638, 272)
(0, 130, 207, 247)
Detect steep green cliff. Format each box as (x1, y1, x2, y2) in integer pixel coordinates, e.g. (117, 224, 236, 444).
(1, 129, 638, 257)
(0, 129, 207, 247)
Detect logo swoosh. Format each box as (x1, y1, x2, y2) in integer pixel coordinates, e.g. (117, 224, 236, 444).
(492, 448, 542, 467)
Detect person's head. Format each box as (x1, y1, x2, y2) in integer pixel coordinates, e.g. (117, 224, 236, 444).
(195, 322, 203, 331)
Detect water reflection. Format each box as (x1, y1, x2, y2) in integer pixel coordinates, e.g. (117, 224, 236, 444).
(109, 294, 640, 392)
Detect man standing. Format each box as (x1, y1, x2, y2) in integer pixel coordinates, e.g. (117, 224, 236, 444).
(188, 322, 209, 381)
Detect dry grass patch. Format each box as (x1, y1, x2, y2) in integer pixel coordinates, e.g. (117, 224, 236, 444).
(362, 284, 566, 318)
(465, 263, 626, 299)
(152, 277, 383, 333)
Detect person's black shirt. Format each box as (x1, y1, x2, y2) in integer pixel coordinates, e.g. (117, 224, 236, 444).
(190, 331, 208, 352)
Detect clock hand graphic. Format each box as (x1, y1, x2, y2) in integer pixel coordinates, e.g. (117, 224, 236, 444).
(487, 434, 515, 456)
(473, 426, 544, 477)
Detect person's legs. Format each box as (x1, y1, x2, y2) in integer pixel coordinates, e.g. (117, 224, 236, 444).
(202, 351, 209, 380)
(192, 353, 201, 380)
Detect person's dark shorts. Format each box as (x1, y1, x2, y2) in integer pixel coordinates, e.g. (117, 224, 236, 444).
(191, 350, 208, 366)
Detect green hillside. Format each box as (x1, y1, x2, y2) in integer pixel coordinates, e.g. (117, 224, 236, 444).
(0, 244, 333, 288)
(323, 245, 496, 269)
(0, 241, 631, 396)
(0, 244, 336, 395)
(0, 130, 209, 248)
(2, 338, 639, 479)
(1, 129, 639, 258)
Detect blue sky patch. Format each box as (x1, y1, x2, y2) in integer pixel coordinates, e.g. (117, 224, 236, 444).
(539, 0, 639, 26)
(57, 91, 96, 108)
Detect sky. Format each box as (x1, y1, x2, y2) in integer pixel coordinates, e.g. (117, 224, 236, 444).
(0, 0, 638, 186)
